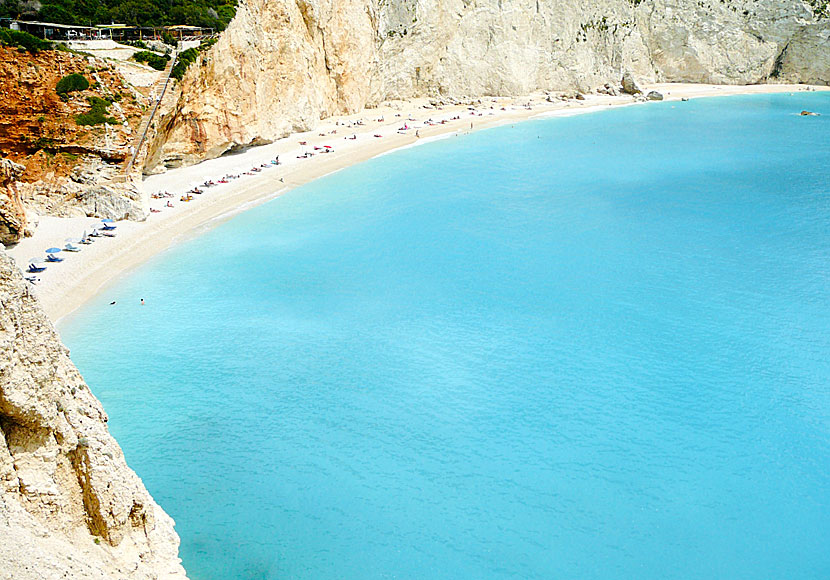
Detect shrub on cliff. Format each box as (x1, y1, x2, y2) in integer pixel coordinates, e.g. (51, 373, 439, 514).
(132, 50, 170, 71)
(1, 0, 238, 31)
(0, 29, 52, 52)
(56, 73, 90, 97)
(75, 97, 117, 126)
(161, 31, 177, 47)
(170, 47, 200, 80)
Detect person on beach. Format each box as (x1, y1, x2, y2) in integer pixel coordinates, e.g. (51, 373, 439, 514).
(416, 130, 420, 138)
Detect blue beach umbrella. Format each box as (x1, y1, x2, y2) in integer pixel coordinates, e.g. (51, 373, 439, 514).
(45, 247, 62, 253)
(101, 218, 115, 223)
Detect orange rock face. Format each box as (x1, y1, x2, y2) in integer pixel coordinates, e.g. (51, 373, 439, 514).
(0, 46, 143, 185)
(0, 46, 151, 228)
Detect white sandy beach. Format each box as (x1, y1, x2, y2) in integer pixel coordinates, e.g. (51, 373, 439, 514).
(6, 82, 826, 323)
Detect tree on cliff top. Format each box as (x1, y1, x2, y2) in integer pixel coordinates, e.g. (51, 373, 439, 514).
(0, 0, 238, 30)
(0, 28, 52, 51)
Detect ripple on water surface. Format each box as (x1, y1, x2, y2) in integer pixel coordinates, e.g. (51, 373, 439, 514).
(62, 94, 830, 580)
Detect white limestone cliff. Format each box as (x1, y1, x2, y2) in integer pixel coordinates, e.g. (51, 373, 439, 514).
(0, 250, 187, 580)
(148, 0, 830, 168)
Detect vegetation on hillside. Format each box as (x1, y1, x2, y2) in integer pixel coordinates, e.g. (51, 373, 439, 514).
(76, 96, 117, 126)
(0, 28, 52, 51)
(807, 0, 829, 18)
(0, 0, 238, 31)
(171, 37, 216, 80)
(55, 73, 90, 96)
(132, 50, 169, 70)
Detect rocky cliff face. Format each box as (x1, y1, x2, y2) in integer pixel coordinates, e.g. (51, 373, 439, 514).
(0, 158, 27, 246)
(150, 0, 830, 168)
(0, 250, 186, 579)
(0, 46, 148, 244)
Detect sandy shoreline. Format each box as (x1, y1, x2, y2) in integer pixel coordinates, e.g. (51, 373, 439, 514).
(6, 82, 826, 324)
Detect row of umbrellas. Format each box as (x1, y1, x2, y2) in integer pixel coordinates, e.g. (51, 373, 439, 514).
(28, 219, 116, 273)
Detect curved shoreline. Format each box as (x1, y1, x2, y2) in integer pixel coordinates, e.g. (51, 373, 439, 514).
(6, 82, 826, 325)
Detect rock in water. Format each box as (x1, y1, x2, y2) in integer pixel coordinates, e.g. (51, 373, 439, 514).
(647, 91, 664, 101)
(621, 72, 642, 95)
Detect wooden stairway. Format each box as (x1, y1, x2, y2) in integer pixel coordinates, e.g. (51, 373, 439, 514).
(118, 48, 178, 180)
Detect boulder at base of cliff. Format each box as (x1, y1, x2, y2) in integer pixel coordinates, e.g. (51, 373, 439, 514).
(597, 83, 618, 96)
(621, 72, 642, 95)
(647, 91, 664, 101)
(77, 184, 147, 221)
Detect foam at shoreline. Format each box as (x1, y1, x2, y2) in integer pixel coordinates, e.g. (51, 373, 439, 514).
(6, 83, 826, 324)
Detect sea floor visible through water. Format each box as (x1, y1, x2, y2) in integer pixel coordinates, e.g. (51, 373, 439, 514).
(62, 93, 830, 580)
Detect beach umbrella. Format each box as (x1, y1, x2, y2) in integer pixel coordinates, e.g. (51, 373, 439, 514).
(101, 218, 115, 223)
(324, 145, 332, 149)
(45, 247, 62, 253)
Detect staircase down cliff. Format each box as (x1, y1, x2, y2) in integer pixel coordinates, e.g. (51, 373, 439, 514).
(149, 0, 830, 168)
(0, 249, 187, 579)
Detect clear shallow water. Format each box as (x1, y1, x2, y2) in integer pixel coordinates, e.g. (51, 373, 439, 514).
(62, 94, 830, 580)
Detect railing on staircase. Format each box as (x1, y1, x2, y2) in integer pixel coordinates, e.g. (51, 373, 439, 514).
(123, 47, 178, 178)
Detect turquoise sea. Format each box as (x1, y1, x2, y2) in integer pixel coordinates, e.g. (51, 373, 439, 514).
(62, 94, 830, 579)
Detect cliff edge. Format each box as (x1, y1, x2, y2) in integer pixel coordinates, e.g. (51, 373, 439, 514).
(150, 0, 830, 168)
(0, 249, 186, 579)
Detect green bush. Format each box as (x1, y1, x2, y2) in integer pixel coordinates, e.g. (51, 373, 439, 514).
(0, 29, 52, 52)
(807, 0, 829, 18)
(132, 50, 170, 70)
(170, 46, 199, 80)
(161, 31, 177, 46)
(75, 96, 117, 126)
(55, 73, 89, 96)
(1, 0, 238, 31)
(123, 39, 148, 49)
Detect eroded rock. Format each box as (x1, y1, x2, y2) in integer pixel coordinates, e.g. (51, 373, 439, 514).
(621, 72, 642, 95)
(0, 158, 26, 246)
(0, 249, 186, 579)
